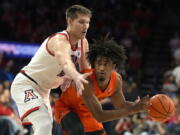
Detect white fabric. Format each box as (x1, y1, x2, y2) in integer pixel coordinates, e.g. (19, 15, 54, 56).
(27, 104, 53, 135)
(22, 30, 82, 91)
(11, 73, 51, 119)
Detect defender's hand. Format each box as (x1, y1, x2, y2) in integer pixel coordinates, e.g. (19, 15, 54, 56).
(74, 72, 92, 96)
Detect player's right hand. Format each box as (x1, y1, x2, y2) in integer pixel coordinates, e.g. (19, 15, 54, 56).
(74, 72, 92, 96)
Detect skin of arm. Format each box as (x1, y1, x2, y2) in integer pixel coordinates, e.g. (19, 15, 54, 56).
(82, 78, 136, 123)
(79, 38, 91, 70)
(110, 76, 136, 109)
(82, 74, 149, 123)
(48, 34, 80, 79)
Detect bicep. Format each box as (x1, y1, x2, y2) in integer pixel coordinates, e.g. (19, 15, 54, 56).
(49, 35, 72, 64)
(50, 35, 71, 58)
(111, 77, 126, 109)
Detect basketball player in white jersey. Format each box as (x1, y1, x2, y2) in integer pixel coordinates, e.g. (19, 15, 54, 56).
(10, 5, 92, 135)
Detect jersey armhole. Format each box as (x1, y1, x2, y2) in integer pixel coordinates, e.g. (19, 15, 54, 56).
(46, 33, 69, 56)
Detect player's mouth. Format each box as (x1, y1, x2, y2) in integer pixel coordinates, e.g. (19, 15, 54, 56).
(82, 31, 87, 35)
(99, 72, 105, 77)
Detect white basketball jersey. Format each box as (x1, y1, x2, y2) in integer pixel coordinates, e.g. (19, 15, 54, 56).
(22, 30, 83, 90)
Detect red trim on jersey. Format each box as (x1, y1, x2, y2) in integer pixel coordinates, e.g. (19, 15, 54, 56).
(65, 30, 70, 40)
(71, 43, 78, 51)
(57, 33, 69, 40)
(22, 122, 32, 125)
(81, 39, 83, 56)
(46, 34, 55, 56)
(46, 33, 69, 56)
(20, 106, 40, 121)
(46, 44, 55, 56)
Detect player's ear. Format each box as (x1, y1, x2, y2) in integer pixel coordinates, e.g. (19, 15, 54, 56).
(67, 18, 73, 26)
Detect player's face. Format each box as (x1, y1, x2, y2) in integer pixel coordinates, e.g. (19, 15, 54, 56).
(94, 56, 115, 82)
(69, 14, 90, 39)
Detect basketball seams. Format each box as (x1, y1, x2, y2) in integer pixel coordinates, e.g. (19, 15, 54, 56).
(157, 96, 168, 113)
(148, 94, 175, 122)
(150, 105, 168, 117)
(168, 100, 175, 115)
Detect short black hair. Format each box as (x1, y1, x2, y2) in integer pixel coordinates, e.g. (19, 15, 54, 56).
(87, 38, 127, 70)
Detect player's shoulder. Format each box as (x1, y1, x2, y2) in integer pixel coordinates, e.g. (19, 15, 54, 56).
(114, 72, 123, 90)
(51, 33, 68, 41)
(114, 72, 122, 81)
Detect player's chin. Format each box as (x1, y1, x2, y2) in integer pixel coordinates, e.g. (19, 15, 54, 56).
(98, 76, 105, 82)
(80, 33, 86, 38)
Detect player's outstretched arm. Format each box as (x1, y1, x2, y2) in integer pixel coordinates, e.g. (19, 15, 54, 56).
(110, 76, 150, 112)
(49, 35, 91, 95)
(82, 78, 149, 123)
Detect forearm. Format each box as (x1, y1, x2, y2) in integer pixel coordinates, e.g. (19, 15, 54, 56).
(55, 52, 79, 79)
(95, 108, 134, 123)
(83, 94, 134, 123)
(62, 61, 80, 79)
(124, 101, 135, 107)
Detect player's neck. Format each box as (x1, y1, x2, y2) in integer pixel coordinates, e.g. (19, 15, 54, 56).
(66, 29, 79, 46)
(96, 78, 110, 92)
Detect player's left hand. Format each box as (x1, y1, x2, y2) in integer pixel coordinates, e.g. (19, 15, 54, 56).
(131, 95, 150, 113)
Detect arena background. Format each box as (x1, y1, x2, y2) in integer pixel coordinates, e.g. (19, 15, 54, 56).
(0, 0, 180, 135)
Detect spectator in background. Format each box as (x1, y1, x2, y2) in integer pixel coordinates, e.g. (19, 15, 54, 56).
(115, 117, 133, 135)
(162, 70, 178, 98)
(169, 32, 180, 66)
(172, 66, 180, 89)
(3, 60, 15, 81)
(0, 60, 14, 82)
(166, 97, 180, 135)
(169, 32, 180, 55)
(0, 88, 23, 135)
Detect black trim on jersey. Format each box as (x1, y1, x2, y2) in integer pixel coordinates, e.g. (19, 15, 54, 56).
(20, 70, 38, 85)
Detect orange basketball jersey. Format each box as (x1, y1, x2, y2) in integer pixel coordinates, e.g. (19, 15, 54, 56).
(54, 69, 117, 132)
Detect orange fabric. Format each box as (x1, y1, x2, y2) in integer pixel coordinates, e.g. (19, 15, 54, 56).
(54, 97, 71, 124)
(100, 133, 107, 135)
(62, 130, 68, 135)
(54, 70, 117, 132)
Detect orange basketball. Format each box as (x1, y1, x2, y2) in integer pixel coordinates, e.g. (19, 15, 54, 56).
(147, 94, 175, 122)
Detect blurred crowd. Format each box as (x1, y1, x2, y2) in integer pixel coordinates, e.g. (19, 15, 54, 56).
(0, 0, 180, 135)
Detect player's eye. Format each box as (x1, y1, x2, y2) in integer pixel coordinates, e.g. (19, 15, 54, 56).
(79, 20, 85, 24)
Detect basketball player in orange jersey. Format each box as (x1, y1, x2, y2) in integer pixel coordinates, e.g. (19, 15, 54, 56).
(54, 38, 150, 135)
(10, 5, 92, 135)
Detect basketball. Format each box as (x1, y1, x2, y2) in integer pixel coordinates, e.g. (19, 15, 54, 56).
(147, 94, 175, 122)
